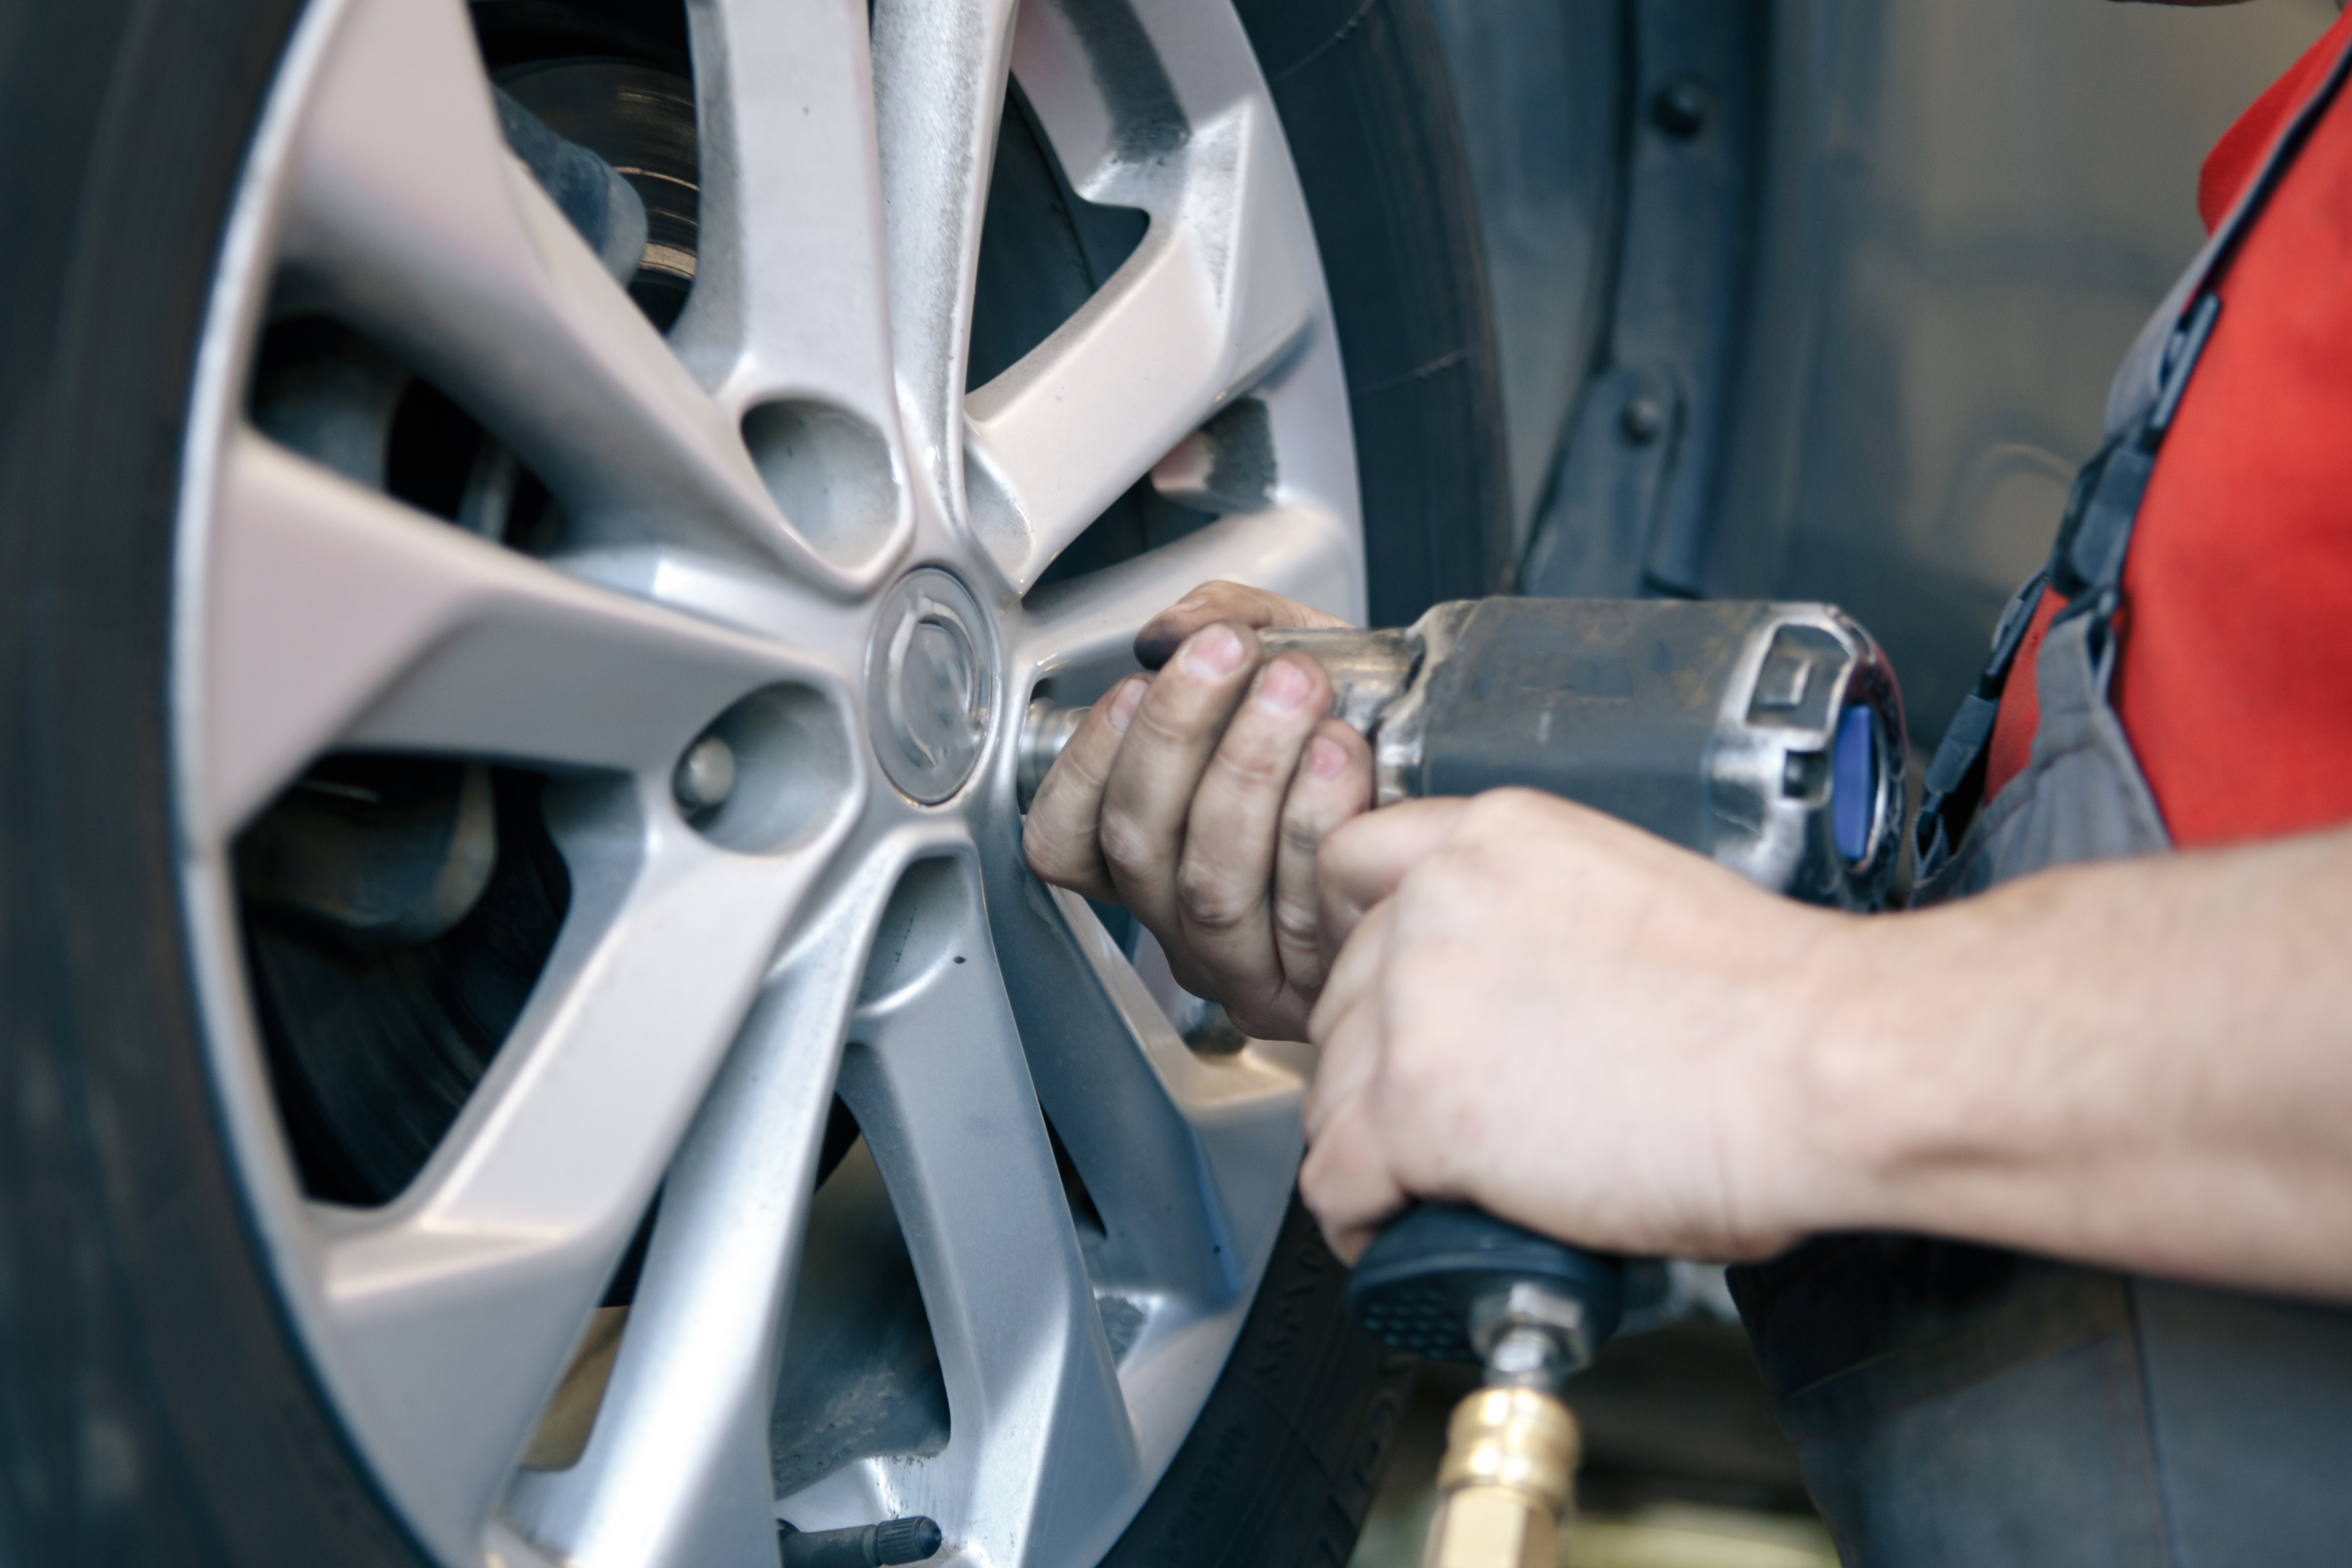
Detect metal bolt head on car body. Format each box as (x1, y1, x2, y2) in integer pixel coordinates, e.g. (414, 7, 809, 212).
(1620, 394, 1668, 445)
(1652, 74, 1712, 138)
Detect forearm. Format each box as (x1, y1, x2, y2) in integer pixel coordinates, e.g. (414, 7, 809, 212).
(1805, 823, 2352, 1300)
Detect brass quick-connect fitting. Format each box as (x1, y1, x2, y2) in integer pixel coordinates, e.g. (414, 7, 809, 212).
(1420, 1385, 1581, 1568)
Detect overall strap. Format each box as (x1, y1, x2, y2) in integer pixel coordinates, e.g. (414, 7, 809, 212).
(1913, 31, 2352, 882)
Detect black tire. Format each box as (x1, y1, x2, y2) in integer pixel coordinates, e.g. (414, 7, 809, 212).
(1101, 1200, 1414, 1568)
(1240, 0, 1514, 626)
(0, 3, 1504, 1566)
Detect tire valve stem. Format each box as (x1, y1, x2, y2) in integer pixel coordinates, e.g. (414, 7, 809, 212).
(776, 1514, 943, 1568)
(1422, 1288, 1590, 1568)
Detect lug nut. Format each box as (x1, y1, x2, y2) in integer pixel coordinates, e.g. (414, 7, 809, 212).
(674, 733, 738, 812)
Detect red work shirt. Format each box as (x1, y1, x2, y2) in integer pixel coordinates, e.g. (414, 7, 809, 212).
(1981, 9, 2352, 849)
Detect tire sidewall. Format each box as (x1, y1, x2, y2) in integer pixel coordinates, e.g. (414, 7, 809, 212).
(0, 1, 433, 1563)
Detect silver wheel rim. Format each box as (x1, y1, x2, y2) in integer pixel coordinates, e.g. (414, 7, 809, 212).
(168, 0, 1366, 1563)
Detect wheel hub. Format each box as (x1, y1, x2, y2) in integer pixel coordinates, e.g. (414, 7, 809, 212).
(866, 567, 996, 805)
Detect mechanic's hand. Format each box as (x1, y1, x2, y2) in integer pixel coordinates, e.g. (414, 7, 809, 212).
(1300, 789, 1853, 1265)
(1023, 581, 1370, 1042)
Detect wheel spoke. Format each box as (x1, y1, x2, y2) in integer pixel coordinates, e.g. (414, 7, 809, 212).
(824, 856, 1143, 1561)
(196, 434, 827, 839)
(994, 869, 1308, 1343)
(507, 842, 909, 1567)
(869, 0, 1020, 516)
(673, 0, 913, 580)
(311, 824, 834, 1553)
(986, 871, 1311, 1482)
(677, 0, 897, 428)
(960, 41, 1319, 590)
(1010, 504, 1362, 682)
(277, 0, 867, 585)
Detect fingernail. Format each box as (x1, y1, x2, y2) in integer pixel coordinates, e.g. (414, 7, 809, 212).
(1308, 736, 1348, 780)
(1180, 624, 1246, 679)
(1256, 658, 1312, 713)
(1107, 679, 1145, 734)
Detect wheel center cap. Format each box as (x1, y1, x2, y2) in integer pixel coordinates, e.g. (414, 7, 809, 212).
(867, 568, 996, 804)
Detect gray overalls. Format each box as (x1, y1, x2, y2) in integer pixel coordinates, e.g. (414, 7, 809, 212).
(1728, 31, 2352, 1566)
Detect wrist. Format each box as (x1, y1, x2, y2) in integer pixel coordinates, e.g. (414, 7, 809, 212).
(1787, 889, 2059, 1247)
(1774, 906, 1945, 1238)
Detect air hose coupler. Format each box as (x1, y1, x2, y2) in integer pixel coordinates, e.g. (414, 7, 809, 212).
(1424, 1385, 1581, 1568)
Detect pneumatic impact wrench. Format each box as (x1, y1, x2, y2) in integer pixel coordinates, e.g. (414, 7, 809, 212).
(1021, 597, 1906, 1568)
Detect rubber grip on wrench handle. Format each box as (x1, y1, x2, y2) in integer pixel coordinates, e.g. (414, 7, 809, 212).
(1341, 1204, 1628, 1366)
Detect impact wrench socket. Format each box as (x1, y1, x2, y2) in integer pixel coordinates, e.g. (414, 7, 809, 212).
(1020, 595, 1908, 1568)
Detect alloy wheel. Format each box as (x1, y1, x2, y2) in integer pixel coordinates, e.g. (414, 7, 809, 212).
(169, 0, 1366, 1563)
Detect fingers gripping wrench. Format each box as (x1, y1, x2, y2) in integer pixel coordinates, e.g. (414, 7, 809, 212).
(1022, 597, 1906, 1568)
